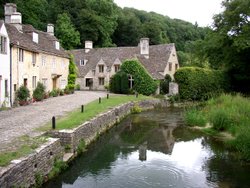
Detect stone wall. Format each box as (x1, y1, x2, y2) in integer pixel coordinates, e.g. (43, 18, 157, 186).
(50, 99, 169, 153)
(0, 138, 63, 188)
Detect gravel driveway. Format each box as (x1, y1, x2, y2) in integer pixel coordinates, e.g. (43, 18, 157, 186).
(0, 91, 108, 152)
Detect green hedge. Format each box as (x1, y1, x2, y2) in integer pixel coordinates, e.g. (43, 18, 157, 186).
(121, 59, 157, 95)
(174, 67, 229, 101)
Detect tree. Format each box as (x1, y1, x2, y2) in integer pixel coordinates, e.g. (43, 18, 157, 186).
(67, 55, 78, 91)
(55, 13, 80, 50)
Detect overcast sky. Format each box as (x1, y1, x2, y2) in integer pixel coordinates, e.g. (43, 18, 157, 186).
(114, 0, 224, 27)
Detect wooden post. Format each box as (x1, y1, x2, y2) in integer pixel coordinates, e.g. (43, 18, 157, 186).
(81, 105, 84, 113)
(99, 97, 101, 104)
(52, 116, 56, 129)
(107, 93, 109, 99)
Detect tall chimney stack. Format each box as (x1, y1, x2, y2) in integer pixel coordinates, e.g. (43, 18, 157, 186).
(140, 38, 149, 58)
(47, 23, 54, 36)
(4, 3, 22, 31)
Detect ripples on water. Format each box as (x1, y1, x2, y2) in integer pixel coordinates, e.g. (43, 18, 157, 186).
(44, 108, 250, 188)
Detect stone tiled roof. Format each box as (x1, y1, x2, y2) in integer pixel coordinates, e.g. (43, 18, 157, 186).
(6, 23, 69, 58)
(70, 43, 175, 79)
(0, 20, 3, 29)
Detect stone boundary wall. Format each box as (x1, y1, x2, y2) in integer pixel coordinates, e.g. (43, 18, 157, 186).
(50, 99, 169, 153)
(0, 99, 169, 187)
(0, 138, 63, 188)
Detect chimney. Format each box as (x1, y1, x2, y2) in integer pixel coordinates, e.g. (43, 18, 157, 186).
(85, 41, 93, 53)
(4, 3, 22, 32)
(140, 38, 149, 57)
(47, 24, 54, 36)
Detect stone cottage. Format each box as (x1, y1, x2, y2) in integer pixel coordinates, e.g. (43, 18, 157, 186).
(70, 38, 179, 91)
(0, 20, 10, 107)
(4, 3, 69, 104)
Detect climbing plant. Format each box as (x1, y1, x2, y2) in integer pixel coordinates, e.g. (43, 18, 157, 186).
(67, 54, 77, 92)
(110, 71, 129, 94)
(120, 59, 157, 95)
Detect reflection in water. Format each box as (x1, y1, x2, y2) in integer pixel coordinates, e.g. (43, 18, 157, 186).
(44, 108, 250, 188)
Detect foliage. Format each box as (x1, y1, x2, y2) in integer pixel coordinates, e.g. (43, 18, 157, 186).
(131, 103, 142, 114)
(120, 59, 157, 95)
(75, 84, 80, 90)
(160, 74, 172, 94)
(38, 95, 152, 131)
(48, 159, 68, 179)
(68, 54, 77, 91)
(110, 71, 129, 94)
(184, 94, 250, 160)
(33, 82, 46, 101)
(16, 85, 30, 101)
(174, 67, 228, 101)
(49, 89, 58, 97)
(184, 108, 207, 127)
(55, 13, 80, 50)
(34, 172, 43, 188)
(76, 139, 86, 154)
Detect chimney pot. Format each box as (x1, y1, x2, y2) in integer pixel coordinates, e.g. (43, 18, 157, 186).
(85, 41, 93, 53)
(140, 38, 149, 56)
(47, 24, 54, 36)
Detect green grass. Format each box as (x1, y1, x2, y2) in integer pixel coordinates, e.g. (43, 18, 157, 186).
(0, 136, 47, 167)
(39, 95, 153, 131)
(184, 93, 250, 160)
(184, 107, 207, 127)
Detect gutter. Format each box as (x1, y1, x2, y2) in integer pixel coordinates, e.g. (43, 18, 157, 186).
(10, 43, 13, 106)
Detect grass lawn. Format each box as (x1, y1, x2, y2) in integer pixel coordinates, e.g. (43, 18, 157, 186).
(0, 135, 47, 167)
(39, 94, 153, 131)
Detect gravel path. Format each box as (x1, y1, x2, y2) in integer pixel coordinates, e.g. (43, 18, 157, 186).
(0, 91, 108, 152)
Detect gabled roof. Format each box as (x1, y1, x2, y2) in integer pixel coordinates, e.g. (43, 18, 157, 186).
(5, 23, 69, 58)
(70, 43, 175, 79)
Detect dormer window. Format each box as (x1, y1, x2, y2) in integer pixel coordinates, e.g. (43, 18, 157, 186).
(55, 41, 60, 50)
(32, 32, 38, 43)
(114, 64, 120, 73)
(99, 65, 104, 73)
(80, 59, 86, 66)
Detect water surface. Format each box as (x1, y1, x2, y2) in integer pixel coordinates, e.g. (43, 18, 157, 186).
(44, 108, 250, 188)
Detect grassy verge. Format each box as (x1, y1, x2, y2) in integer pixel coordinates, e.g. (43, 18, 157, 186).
(0, 135, 47, 167)
(184, 94, 250, 160)
(38, 95, 153, 131)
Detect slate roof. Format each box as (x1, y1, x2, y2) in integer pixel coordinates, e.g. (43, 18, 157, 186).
(5, 23, 69, 58)
(0, 20, 3, 29)
(71, 43, 175, 80)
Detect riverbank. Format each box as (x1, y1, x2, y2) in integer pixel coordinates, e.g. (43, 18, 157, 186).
(0, 96, 169, 187)
(184, 94, 250, 160)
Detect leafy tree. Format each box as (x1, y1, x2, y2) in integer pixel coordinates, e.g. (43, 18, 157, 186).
(67, 55, 77, 91)
(55, 13, 80, 50)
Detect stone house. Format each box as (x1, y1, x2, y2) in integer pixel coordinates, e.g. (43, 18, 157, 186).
(4, 3, 69, 104)
(0, 20, 10, 107)
(70, 38, 179, 91)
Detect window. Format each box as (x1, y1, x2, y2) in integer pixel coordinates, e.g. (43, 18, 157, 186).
(32, 76, 37, 89)
(42, 78, 48, 89)
(98, 77, 104, 86)
(19, 48, 24, 62)
(114, 64, 120, 73)
(4, 79, 8, 97)
(175, 64, 178, 70)
(14, 84, 17, 92)
(41, 55, 46, 66)
(24, 78, 28, 87)
(0, 36, 7, 54)
(80, 59, 85, 66)
(169, 63, 172, 71)
(32, 53, 36, 66)
(55, 41, 60, 50)
(99, 65, 104, 73)
(60, 79, 66, 89)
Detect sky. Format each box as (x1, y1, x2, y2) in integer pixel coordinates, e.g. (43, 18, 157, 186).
(114, 0, 224, 27)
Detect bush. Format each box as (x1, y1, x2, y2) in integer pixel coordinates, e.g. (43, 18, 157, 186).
(131, 103, 142, 114)
(75, 84, 80, 90)
(160, 74, 172, 94)
(16, 85, 30, 101)
(184, 108, 207, 127)
(110, 71, 129, 94)
(49, 89, 58, 97)
(174, 67, 229, 101)
(33, 82, 46, 101)
(120, 59, 157, 95)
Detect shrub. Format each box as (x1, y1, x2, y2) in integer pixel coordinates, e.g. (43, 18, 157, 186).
(160, 74, 172, 94)
(75, 84, 80, 90)
(16, 85, 30, 102)
(48, 159, 68, 179)
(68, 54, 77, 90)
(110, 71, 129, 94)
(120, 59, 157, 95)
(131, 103, 142, 114)
(64, 86, 70, 94)
(174, 67, 229, 101)
(49, 89, 58, 97)
(33, 82, 46, 101)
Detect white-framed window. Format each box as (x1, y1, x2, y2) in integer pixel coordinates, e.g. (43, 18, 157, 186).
(80, 59, 85, 66)
(19, 48, 24, 62)
(0, 36, 7, 54)
(114, 64, 120, 73)
(169, 63, 172, 72)
(52, 58, 56, 69)
(41, 55, 46, 66)
(98, 77, 104, 86)
(32, 52, 36, 66)
(55, 41, 60, 50)
(32, 76, 37, 89)
(99, 65, 104, 73)
(42, 78, 48, 90)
